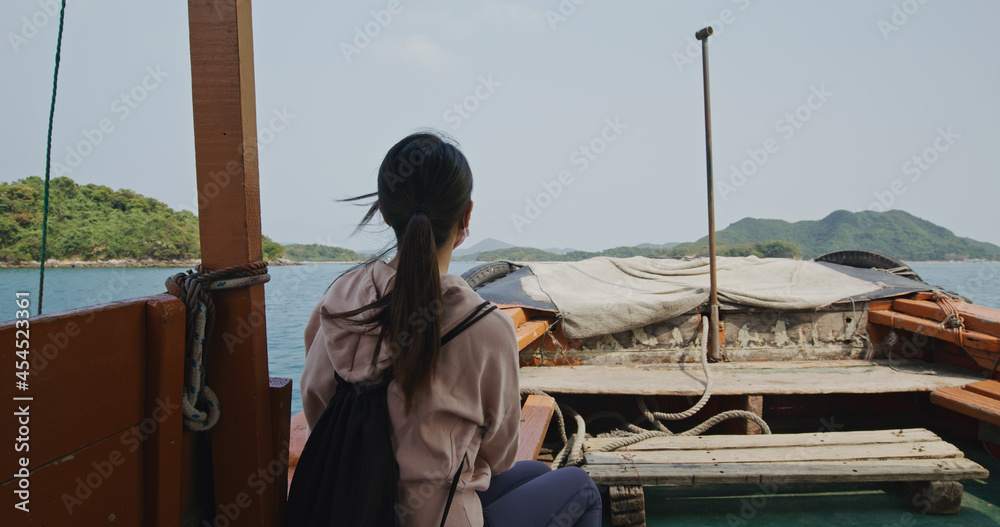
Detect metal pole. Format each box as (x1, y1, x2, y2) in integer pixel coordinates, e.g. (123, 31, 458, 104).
(696, 26, 722, 362)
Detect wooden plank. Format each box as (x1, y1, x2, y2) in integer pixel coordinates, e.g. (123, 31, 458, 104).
(585, 440, 963, 465)
(288, 412, 309, 470)
(516, 319, 550, 351)
(868, 310, 1000, 352)
(585, 428, 942, 452)
(965, 380, 1000, 401)
(287, 411, 308, 495)
(501, 307, 528, 328)
(517, 395, 556, 461)
(519, 361, 982, 396)
(894, 298, 1000, 340)
(584, 458, 989, 486)
(893, 299, 951, 324)
(1, 299, 147, 469)
(187, 1, 276, 526)
(956, 301, 1000, 337)
(931, 386, 1000, 427)
(0, 426, 145, 525)
(143, 295, 186, 527)
(268, 377, 292, 526)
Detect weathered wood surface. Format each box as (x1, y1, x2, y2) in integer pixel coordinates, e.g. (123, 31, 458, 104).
(932, 382, 1000, 427)
(869, 310, 1000, 352)
(586, 441, 962, 465)
(585, 428, 941, 451)
(520, 360, 981, 395)
(517, 395, 556, 462)
(608, 485, 645, 526)
(967, 380, 1000, 399)
(585, 458, 987, 486)
(187, 1, 277, 525)
(268, 377, 292, 526)
(516, 319, 550, 350)
(143, 296, 186, 527)
(0, 295, 185, 526)
(287, 411, 309, 493)
(893, 297, 1000, 338)
(908, 480, 965, 515)
(583, 428, 988, 488)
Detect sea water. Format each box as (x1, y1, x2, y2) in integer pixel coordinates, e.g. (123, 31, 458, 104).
(2, 261, 998, 415)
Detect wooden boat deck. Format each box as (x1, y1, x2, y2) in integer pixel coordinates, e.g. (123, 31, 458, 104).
(585, 428, 990, 524)
(519, 359, 983, 396)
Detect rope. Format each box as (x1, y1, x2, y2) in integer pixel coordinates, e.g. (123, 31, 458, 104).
(523, 316, 772, 467)
(36, 0, 68, 316)
(166, 261, 270, 431)
(933, 292, 966, 346)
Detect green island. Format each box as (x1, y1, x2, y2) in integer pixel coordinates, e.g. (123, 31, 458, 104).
(283, 244, 365, 262)
(0, 176, 360, 264)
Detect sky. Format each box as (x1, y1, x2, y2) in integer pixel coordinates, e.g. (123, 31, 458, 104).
(2, 0, 999, 253)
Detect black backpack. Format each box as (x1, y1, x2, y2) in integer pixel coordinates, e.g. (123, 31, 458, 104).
(283, 301, 497, 527)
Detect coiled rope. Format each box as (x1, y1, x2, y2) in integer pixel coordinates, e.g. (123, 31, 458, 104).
(524, 316, 771, 468)
(166, 261, 270, 431)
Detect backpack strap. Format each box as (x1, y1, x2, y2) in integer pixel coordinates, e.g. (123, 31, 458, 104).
(441, 301, 497, 346)
(440, 454, 466, 527)
(438, 301, 495, 525)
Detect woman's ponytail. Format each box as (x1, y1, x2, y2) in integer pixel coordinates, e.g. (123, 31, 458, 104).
(327, 132, 474, 413)
(386, 209, 442, 411)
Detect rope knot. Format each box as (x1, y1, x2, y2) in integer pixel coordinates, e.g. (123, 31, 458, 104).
(166, 261, 271, 431)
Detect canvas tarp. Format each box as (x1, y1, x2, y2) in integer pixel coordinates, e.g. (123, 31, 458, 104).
(515, 256, 887, 339)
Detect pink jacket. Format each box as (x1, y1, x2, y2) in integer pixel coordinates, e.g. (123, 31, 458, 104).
(301, 259, 520, 526)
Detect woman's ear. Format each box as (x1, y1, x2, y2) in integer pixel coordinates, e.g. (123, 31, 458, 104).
(379, 204, 390, 228)
(463, 200, 474, 229)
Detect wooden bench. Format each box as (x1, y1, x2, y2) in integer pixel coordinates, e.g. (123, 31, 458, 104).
(583, 428, 988, 525)
(516, 394, 556, 462)
(932, 380, 1000, 427)
(932, 380, 1000, 454)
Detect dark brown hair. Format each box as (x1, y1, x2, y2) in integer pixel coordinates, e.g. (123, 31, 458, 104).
(330, 132, 473, 410)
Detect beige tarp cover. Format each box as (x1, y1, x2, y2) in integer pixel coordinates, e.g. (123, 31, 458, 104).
(520, 256, 885, 339)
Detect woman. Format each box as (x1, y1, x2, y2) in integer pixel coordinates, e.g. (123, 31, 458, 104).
(300, 132, 601, 526)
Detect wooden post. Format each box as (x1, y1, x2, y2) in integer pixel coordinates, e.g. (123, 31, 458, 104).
(187, 1, 276, 525)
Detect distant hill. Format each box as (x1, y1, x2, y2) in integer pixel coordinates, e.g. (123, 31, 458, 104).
(543, 247, 577, 254)
(452, 237, 513, 258)
(458, 241, 799, 262)
(284, 244, 363, 262)
(637, 242, 680, 250)
(681, 210, 1000, 260)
